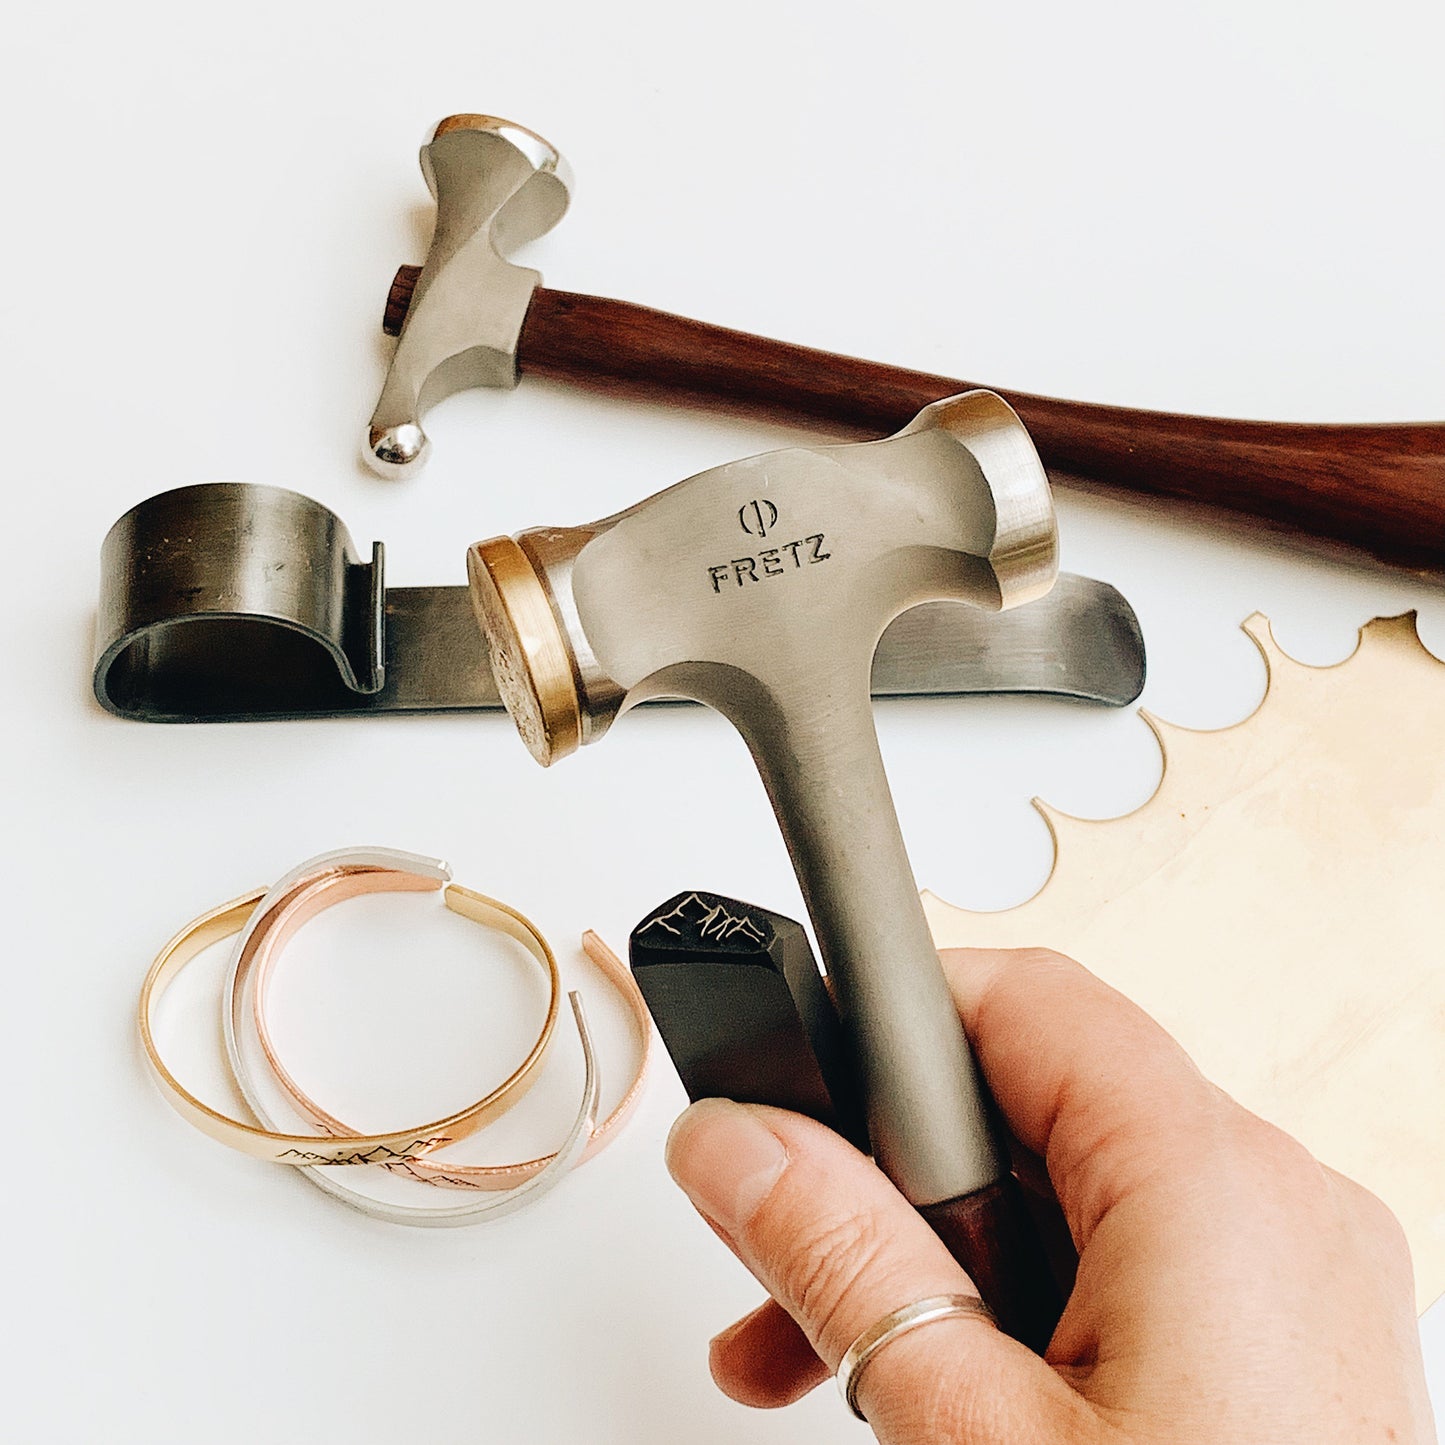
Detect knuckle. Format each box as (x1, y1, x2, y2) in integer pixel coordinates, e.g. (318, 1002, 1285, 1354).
(996, 946, 1079, 989)
(1212, 1103, 1329, 1202)
(1219, 1114, 1414, 1279)
(772, 1204, 888, 1357)
(1009, 945, 1076, 971)
(963, 946, 1077, 1032)
(1224, 1102, 1310, 1166)
(1320, 1170, 1417, 1297)
(1338, 1173, 1410, 1253)
(923, 1363, 1015, 1442)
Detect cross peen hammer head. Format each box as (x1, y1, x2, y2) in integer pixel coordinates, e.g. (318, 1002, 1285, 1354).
(467, 390, 1057, 767)
(469, 390, 1061, 1260)
(366, 115, 571, 478)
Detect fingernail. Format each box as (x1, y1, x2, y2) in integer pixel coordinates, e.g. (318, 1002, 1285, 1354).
(665, 1098, 788, 1235)
(709, 1314, 749, 1349)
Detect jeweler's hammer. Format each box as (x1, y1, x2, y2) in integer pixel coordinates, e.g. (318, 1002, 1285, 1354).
(369, 114, 1445, 574)
(468, 390, 1067, 1350)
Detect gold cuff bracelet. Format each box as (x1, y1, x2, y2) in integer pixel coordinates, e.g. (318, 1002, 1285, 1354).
(139, 860, 560, 1167)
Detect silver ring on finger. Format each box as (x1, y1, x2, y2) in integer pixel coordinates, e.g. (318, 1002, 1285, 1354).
(837, 1293, 998, 1420)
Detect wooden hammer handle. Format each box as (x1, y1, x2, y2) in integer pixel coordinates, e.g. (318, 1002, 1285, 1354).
(385, 266, 1445, 571)
(919, 1176, 1067, 1354)
(519, 289, 1445, 574)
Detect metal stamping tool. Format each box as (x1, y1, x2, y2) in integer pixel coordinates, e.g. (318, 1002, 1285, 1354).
(469, 390, 1069, 1348)
(629, 890, 868, 1152)
(92, 483, 1144, 723)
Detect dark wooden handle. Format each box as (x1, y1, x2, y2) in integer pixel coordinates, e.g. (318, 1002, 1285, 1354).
(384, 265, 422, 339)
(383, 268, 1445, 571)
(919, 1175, 1067, 1354)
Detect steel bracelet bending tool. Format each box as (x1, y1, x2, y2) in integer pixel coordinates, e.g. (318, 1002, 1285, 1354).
(94, 483, 1144, 723)
(234, 849, 653, 1196)
(469, 391, 1068, 1349)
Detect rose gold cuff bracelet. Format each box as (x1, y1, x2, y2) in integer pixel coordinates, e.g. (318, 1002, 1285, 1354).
(140, 847, 651, 1225)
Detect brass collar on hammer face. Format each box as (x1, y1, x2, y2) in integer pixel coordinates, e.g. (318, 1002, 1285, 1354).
(467, 535, 583, 766)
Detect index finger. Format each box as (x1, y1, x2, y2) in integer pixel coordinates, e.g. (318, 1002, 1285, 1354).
(939, 947, 1228, 1248)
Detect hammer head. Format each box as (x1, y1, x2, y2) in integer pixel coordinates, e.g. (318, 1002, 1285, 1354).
(366, 115, 571, 478)
(468, 390, 1057, 765)
(473, 392, 1059, 1221)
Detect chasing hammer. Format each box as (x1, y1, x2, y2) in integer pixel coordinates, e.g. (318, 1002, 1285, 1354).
(468, 390, 1066, 1349)
(369, 115, 1445, 574)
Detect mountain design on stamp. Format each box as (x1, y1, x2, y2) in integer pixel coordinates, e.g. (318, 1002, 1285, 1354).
(638, 892, 769, 948)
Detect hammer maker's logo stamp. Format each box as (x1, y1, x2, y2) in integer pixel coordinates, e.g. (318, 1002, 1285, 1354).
(739, 498, 778, 537)
(710, 497, 832, 593)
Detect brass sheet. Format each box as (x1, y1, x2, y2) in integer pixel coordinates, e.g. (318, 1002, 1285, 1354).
(925, 613, 1445, 1313)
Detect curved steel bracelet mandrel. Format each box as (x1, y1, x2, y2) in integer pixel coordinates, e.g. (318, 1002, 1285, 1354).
(93, 483, 1145, 724)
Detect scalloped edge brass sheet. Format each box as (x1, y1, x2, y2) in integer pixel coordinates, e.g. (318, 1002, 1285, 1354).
(925, 612, 1445, 1313)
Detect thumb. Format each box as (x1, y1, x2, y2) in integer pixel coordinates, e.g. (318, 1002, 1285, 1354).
(665, 1099, 1088, 1441)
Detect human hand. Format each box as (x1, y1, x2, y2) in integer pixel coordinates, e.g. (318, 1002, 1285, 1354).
(664, 947, 1435, 1442)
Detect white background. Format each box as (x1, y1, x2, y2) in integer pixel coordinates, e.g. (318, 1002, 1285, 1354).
(3, 2, 1443, 1440)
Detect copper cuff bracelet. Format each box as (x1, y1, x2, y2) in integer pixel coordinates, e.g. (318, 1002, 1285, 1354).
(139, 847, 650, 1225)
